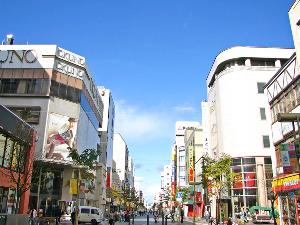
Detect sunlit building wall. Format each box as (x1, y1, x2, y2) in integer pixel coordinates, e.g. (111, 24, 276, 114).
(175, 121, 200, 189)
(206, 46, 294, 216)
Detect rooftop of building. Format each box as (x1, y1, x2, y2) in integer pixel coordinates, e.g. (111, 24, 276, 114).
(206, 46, 294, 88)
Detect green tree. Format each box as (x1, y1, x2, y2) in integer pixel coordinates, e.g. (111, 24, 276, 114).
(202, 153, 236, 223)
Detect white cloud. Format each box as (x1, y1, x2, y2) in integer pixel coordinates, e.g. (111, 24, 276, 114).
(114, 100, 174, 142)
(173, 105, 195, 113)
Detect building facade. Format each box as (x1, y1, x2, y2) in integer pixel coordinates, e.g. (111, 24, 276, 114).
(0, 105, 36, 214)
(264, 2, 300, 224)
(206, 46, 294, 217)
(184, 127, 204, 218)
(98, 87, 115, 210)
(175, 121, 200, 189)
(0, 44, 104, 215)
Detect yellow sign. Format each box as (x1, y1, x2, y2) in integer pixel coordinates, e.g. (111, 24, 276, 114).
(272, 173, 300, 192)
(69, 178, 78, 194)
(189, 146, 194, 183)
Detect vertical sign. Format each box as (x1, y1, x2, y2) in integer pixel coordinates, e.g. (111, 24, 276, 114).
(189, 146, 194, 183)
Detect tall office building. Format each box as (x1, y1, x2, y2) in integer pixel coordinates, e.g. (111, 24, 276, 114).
(0, 42, 104, 215)
(206, 46, 293, 217)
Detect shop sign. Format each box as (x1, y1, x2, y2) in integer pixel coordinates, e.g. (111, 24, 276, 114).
(188, 146, 194, 183)
(56, 61, 84, 79)
(272, 174, 300, 192)
(69, 178, 78, 195)
(57, 47, 85, 66)
(0, 50, 37, 64)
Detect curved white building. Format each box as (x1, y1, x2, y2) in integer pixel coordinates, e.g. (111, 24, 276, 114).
(206, 46, 294, 216)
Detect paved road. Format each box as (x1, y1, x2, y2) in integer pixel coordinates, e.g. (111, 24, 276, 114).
(59, 215, 264, 225)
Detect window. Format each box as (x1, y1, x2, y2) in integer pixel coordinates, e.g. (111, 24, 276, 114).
(81, 208, 90, 214)
(242, 158, 256, 165)
(8, 106, 41, 124)
(264, 157, 272, 165)
(263, 135, 270, 148)
(232, 158, 241, 166)
(91, 209, 99, 214)
(0, 134, 6, 166)
(179, 156, 185, 162)
(252, 59, 275, 67)
(260, 108, 266, 120)
(0, 79, 49, 95)
(257, 82, 266, 94)
(50, 80, 81, 103)
(233, 189, 243, 196)
(3, 137, 14, 168)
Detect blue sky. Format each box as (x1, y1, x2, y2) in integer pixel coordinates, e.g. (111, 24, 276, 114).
(2, 0, 294, 202)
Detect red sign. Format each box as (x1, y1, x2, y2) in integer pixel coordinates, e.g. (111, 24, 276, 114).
(196, 192, 202, 203)
(244, 173, 256, 187)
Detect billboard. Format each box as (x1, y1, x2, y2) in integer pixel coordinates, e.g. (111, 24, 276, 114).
(45, 113, 78, 160)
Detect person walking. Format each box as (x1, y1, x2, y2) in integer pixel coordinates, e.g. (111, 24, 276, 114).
(55, 207, 62, 225)
(29, 208, 37, 225)
(71, 210, 76, 225)
(204, 209, 210, 222)
(180, 207, 184, 223)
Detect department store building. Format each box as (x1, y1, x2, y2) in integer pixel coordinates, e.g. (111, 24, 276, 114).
(206, 46, 294, 218)
(0, 44, 106, 215)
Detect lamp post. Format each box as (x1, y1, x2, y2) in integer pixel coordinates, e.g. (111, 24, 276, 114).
(268, 191, 277, 225)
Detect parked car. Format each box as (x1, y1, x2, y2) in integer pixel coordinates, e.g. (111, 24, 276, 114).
(249, 206, 277, 224)
(77, 206, 103, 224)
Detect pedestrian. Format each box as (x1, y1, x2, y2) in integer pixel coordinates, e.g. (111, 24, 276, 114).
(204, 209, 210, 222)
(55, 206, 62, 225)
(71, 210, 76, 225)
(236, 215, 244, 225)
(109, 213, 115, 225)
(29, 208, 37, 225)
(227, 217, 233, 225)
(180, 207, 184, 223)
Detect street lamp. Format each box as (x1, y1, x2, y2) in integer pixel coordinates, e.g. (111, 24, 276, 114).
(268, 191, 278, 225)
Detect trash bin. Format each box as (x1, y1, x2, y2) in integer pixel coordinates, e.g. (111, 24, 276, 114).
(0, 215, 7, 225)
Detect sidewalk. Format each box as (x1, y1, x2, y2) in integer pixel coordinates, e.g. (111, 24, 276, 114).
(184, 217, 209, 225)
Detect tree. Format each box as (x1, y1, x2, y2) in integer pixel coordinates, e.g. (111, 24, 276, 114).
(68, 148, 98, 181)
(202, 153, 236, 223)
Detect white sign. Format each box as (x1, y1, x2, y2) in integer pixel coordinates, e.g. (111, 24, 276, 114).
(0, 50, 37, 64)
(56, 61, 84, 79)
(57, 47, 85, 66)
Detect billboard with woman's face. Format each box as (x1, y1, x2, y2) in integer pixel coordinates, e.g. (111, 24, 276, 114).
(45, 113, 78, 161)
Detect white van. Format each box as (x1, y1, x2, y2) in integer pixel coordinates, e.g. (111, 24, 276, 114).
(77, 206, 103, 224)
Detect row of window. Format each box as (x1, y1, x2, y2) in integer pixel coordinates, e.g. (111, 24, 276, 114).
(8, 106, 41, 125)
(50, 80, 81, 103)
(0, 79, 49, 95)
(0, 133, 27, 172)
(232, 157, 272, 166)
(270, 79, 300, 123)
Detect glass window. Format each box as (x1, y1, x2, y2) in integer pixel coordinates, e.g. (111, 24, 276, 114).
(232, 166, 242, 173)
(10, 143, 20, 171)
(264, 157, 272, 165)
(242, 158, 256, 165)
(263, 135, 270, 148)
(3, 138, 14, 168)
(232, 158, 241, 166)
(8, 107, 41, 124)
(179, 156, 185, 162)
(260, 108, 266, 120)
(243, 165, 256, 172)
(0, 134, 6, 167)
(50, 80, 59, 97)
(257, 82, 266, 94)
(81, 208, 90, 214)
(233, 189, 243, 196)
(244, 189, 257, 195)
(91, 209, 98, 214)
(245, 196, 258, 208)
